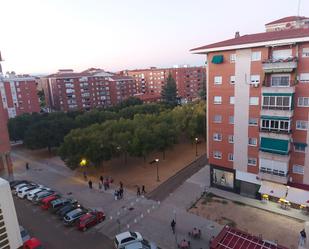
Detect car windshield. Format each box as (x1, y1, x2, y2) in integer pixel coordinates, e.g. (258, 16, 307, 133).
(130, 232, 137, 238)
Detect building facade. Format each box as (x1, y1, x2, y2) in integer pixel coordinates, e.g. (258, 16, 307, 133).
(192, 17, 309, 202)
(0, 178, 22, 249)
(123, 66, 206, 101)
(0, 73, 40, 118)
(43, 69, 136, 112)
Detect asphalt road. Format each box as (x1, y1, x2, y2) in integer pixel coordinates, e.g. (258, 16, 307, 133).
(14, 197, 114, 249)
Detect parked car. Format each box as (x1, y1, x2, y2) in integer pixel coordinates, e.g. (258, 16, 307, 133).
(77, 210, 105, 231)
(114, 231, 143, 249)
(19, 226, 31, 243)
(13, 183, 32, 195)
(124, 240, 157, 249)
(10, 180, 29, 189)
(56, 201, 80, 218)
(49, 198, 74, 213)
(17, 185, 39, 199)
(63, 208, 87, 226)
(27, 188, 49, 201)
(32, 191, 55, 204)
(23, 237, 43, 249)
(41, 195, 60, 210)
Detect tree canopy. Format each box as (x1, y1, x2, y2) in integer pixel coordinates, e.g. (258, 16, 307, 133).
(161, 73, 177, 106)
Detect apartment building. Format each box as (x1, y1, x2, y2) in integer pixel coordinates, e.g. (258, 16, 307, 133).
(123, 66, 206, 101)
(191, 17, 309, 204)
(0, 73, 40, 118)
(0, 178, 23, 249)
(42, 69, 136, 112)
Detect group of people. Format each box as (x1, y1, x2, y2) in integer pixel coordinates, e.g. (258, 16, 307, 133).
(114, 182, 124, 200)
(87, 175, 113, 191)
(136, 185, 146, 196)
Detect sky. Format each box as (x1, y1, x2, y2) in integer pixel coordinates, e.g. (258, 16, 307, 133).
(0, 0, 309, 74)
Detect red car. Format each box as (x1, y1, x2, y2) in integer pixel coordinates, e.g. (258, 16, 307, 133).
(77, 210, 105, 231)
(40, 194, 59, 210)
(23, 237, 43, 249)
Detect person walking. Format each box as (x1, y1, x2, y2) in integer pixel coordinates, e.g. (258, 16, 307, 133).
(120, 181, 123, 189)
(119, 187, 124, 199)
(88, 180, 93, 189)
(141, 185, 146, 194)
(114, 190, 118, 200)
(98, 181, 102, 191)
(171, 219, 176, 234)
(25, 162, 29, 170)
(100, 176, 104, 184)
(299, 229, 307, 246)
(137, 186, 141, 196)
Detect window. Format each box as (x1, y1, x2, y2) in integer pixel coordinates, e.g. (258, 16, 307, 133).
(249, 97, 259, 105)
(302, 48, 309, 58)
(248, 138, 257, 146)
(213, 151, 222, 159)
(296, 120, 308, 130)
(293, 165, 304, 175)
(213, 115, 222, 123)
(213, 133, 222, 141)
(214, 76, 222, 84)
(229, 96, 235, 104)
(251, 51, 261, 61)
(298, 97, 309, 107)
(228, 135, 234, 143)
(230, 54, 236, 63)
(262, 96, 291, 110)
(272, 49, 292, 60)
(300, 73, 309, 83)
(230, 75, 235, 84)
(261, 119, 290, 132)
(249, 118, 258, 126)
(294, 144, 306, 153)
(250, 75, 260, 84)
(228, 153, 234, 161)
(214, 96, 222, 104)
(248, 157, 257, 166)
(271, 75, 290, 87)
(229, 116, 234, 124)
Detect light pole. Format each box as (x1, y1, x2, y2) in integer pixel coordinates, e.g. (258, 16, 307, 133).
(195, 137, 199, 157)
(155, 158, 160, 182)
(80, 158, 88, 180)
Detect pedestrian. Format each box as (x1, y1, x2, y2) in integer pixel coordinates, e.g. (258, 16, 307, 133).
(25, 162, 29, 170)
(106, 177, 110, 189)
(137, 186, 141, 196)
(98, 181, 102, 191)
(88, 180, 93, 189)
(119, 187, 124, 199)
(299, 229, 307, 246)
(114, 190, 118, 200)
(120, 181, 123, 189)
(103, 179, 108, 191)
(83, 171, 87, 181)
(171, 219, 176, 234)
(141, 185, 146, 194)
(100, 175, 104, 184)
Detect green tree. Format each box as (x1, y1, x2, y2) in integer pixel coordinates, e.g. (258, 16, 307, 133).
(199, 79, 206, 100)
(37, 89, 46, 108)
(161, 73, 177, 106)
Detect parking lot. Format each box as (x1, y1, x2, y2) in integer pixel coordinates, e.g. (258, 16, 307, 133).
(13, 184, 113, 249)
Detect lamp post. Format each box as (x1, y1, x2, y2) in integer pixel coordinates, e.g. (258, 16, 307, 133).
(195, 137, 199, 157)
(80, 158, 87, 180)
(155, 158, 160, 182)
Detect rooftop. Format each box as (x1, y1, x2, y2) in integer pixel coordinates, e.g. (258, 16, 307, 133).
(265, 16, 309, 25)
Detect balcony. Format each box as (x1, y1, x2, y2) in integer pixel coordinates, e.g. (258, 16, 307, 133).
(262, 86, 295, 95)
(263, 79, 297, 87)
(259, 170, 288, 184)
(262, 57, 297, 73)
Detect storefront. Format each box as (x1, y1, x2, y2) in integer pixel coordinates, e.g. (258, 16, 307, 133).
(210, 165, 235, 191)
(258, 181, 288, 200)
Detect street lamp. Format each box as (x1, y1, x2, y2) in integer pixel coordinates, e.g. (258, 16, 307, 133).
(195, 137, 199, 157)
(155, 158, 160, 182)
(80, 158, 87, 167)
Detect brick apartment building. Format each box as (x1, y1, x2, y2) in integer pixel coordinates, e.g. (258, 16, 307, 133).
(122, 66, 206, 101)
(42, 68, 136, 112)
(192, 16, 309, 205)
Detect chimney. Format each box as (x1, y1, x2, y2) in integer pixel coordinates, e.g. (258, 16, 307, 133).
(235, 31, 240, 38)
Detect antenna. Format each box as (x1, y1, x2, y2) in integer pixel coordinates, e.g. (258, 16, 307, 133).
(297, 0, 301, 16)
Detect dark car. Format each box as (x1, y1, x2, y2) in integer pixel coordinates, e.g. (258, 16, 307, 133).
(56, 201, 79, 218)
(63, 208, 87, 226)
(77, 210, 105, 231)
(49, 198, 75, 213)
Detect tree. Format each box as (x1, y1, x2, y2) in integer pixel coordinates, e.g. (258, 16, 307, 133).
(161, 73, 177, 106)
(37, 90, 46, 108)
(199, 79, 206, 100)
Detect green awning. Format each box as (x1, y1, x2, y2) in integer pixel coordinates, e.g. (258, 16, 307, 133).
(262, 93, 293, 96)
(294, 142, 308, 147)
(260, 115, 290, 120)
(260, 137, 289, 155)
(212, 55, 224, 64)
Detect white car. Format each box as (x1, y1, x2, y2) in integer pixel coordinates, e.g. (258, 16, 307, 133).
(27, 188, 48, 201)
(14, 184, 34, 195)
(114, 231, 143, 249)
(17, 185, 40, 199)
(12, 183, 29, 194)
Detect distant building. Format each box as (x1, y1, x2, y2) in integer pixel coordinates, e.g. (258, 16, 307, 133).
(265, 16, 309, 32)
(122, 66, 206, 102)
(0, 73, 40, 118)
(192, 17, 309, 203)
(0, 178, 22, 249)
(42, 68, 136, 112)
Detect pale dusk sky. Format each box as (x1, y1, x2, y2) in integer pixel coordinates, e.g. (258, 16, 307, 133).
(0, 0, 309, 74)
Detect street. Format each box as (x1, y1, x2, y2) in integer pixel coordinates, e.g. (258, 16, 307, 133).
(14, 197, 113, 249)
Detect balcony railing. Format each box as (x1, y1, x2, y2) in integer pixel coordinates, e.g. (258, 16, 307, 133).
(262, 57, 298, 73)
(261, 105, 292, 111)
(260, 127, 292, 134)
(259, 170, 289, 184)
(262, 80, 298, 87)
